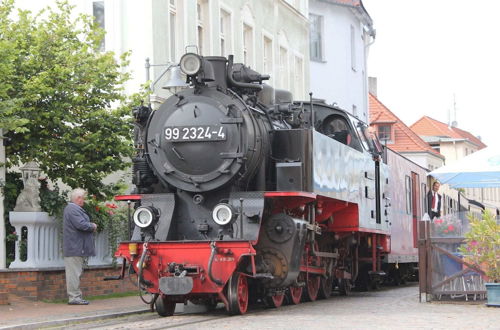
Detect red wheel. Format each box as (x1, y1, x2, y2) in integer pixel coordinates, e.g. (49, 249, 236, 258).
(303, 273, 320, 302)
(303, 242, 321, 301)
(265, 293, 284, 308)
(227, 272, 249, 315)
(286, 285, 303, 305)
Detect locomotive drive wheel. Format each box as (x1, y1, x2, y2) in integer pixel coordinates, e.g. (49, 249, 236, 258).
(318, 276, 333, 299)
(286, 285, 303, 305)
(303, 243, 321, 302)
(303, 273, 321, 302)
(264, 294, 285, 308)
(155, 295, 176, 317)
(227, 272, 249, 315)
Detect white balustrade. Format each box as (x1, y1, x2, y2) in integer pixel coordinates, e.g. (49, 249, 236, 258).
(88, 229, 113, 266)
(8, 211, 113, 269)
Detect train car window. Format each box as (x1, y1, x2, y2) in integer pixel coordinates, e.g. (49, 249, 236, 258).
(421, 183, 427, 217)
(405, 175, 412, 214)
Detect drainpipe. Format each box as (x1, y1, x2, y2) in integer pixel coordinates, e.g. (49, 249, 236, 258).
(364, 28, 375, 122)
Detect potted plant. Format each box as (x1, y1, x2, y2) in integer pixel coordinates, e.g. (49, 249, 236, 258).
(459, 211, 500, 307)
(433, 217, 461, 237)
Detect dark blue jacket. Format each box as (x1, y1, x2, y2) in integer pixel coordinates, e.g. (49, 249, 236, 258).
(63, 202, 95, 257)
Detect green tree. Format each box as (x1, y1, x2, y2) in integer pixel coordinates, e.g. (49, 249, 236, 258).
(0, 3, 26, 132)
(0, 0, 134, 199)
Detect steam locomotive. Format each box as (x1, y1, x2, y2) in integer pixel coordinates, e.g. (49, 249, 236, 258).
(113, 52, 393, 316)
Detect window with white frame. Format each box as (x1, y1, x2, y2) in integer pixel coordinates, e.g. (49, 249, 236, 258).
(350, 24, 356, 71)
(405, 175, 412, 214)
(197, 0, 209, 55)
(168, 0, 176, 62)
(421, 183, 427, 217)
(279, 46, 288, 89)
(243, 23, 253, 66)
(220, 9, 231, 57)
(309, 14, 323, 61)
(294, 55, 303, 98)
(93, 1, 105, 51)
(263, 35, 273, 78)
(377, 124, 392, 143)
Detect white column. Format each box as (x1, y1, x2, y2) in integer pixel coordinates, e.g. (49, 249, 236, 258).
(0, 128, 6, 269)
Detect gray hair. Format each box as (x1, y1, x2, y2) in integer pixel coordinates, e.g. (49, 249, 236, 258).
(70, 188, 87, 202)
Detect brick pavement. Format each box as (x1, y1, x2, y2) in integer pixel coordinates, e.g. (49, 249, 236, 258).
(98, 284, 497, 330)
(1, 284, 498, 329)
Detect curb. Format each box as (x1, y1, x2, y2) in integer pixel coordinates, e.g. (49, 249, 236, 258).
(0, 308, 151, 330)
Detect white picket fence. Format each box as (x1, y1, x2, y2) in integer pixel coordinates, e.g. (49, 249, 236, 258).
(8, 212, 113, 269)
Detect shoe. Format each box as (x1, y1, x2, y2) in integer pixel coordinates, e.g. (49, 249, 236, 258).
(68, 299, 89, 305)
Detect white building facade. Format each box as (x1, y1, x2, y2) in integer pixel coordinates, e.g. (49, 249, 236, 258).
(308, 0, 374, 122)
(15, 0, 310, 100)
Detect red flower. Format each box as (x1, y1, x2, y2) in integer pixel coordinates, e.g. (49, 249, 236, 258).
(435, 219, 443, 224)
(105, 203, 118, 209)
(444, 229, 449, 233)
(448, 225, 455, 231)
(470, 240, 478, 246)
(107, 210, 114, 215)
(12, 231, 16, 235)
(95, 206, 100, 211)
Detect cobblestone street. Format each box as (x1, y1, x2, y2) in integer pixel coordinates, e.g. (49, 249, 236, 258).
(58, 284, 499, 330)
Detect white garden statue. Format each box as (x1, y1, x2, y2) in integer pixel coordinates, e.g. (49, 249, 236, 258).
(13, 161, 42, 212)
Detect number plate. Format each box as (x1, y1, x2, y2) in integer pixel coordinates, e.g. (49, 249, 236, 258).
(164, 125, 227, 142)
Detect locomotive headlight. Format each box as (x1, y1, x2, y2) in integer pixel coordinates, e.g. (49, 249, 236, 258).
(180, 53, 202, 76)
(133, 206, 159, 228)
(212, 203, 234, 226)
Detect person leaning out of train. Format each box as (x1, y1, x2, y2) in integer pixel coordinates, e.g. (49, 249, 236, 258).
(427, 181, 442, 220)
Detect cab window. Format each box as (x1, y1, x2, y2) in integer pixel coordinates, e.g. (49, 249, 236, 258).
(354, 122, 370, 151)
(320, 115, 362, 151)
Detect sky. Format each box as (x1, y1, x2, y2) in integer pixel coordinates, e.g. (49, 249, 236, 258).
(362, 0, 500, 150)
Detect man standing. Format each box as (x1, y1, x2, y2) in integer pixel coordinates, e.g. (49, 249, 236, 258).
(63, 188, 97, 305)
(427, 181, 442, 220)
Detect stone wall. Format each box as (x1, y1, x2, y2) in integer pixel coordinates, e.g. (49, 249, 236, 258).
(0, 266, 136, 303)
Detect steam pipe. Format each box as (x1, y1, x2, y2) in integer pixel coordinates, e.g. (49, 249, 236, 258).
(309, 92, 315, 129)
(208, 242, 224, 286)
(138, 243, 154, 304)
